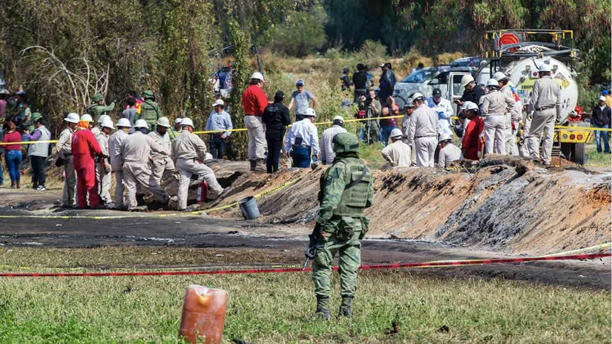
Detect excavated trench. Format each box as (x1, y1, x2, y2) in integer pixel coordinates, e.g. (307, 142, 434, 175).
(202, 156, 610, 255)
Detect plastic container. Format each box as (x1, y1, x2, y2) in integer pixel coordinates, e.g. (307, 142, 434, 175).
(179, 285, 228, 344)
(238, 196, 260, 220)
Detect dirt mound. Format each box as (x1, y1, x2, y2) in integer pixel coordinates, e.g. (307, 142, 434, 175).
(212, 157, 610, 254)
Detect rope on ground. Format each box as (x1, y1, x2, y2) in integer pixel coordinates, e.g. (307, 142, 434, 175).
(0, 252, 607, 278)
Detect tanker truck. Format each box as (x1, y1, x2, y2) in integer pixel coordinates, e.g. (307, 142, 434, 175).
(478, 29, 591, 163)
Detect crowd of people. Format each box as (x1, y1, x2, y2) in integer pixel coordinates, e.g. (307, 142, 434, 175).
(0, 62, 611, 207)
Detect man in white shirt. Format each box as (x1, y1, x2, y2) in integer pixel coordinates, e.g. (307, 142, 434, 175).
(381, 128, 412, 167)
(437, 133, 461, 168)
(320, 116, 347, 165)
(428, 88, 454, 137)
(284, 108, 319, 168)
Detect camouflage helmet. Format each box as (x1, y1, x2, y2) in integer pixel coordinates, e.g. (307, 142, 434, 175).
(332, 132, 360, 154)
(92, 93, 103, 102)
(142, 90, 155, 99)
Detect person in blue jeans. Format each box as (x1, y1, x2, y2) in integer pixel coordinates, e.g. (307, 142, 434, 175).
(592, 96, 611, 153)
(2, 121, 23, 188)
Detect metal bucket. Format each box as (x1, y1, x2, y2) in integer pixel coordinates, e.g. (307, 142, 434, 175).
(238, 196, 260, 220)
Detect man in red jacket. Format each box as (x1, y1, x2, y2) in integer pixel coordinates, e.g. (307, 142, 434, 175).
(71, 117, 104, 208)
(242, 71, 269, 171)
(461, 101, 485, 160)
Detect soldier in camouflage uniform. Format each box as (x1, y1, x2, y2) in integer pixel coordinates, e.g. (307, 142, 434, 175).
(87, 93, 115, 124)
(310, 132, 374, 320)
(138, 90, 162, 131)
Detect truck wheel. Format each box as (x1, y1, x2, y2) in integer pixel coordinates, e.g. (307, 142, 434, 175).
(561, 143, 586, 164)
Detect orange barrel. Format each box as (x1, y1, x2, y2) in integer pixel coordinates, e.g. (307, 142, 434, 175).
(179, 285, 228, 344)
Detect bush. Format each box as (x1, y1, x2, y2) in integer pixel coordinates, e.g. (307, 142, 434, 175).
(268, 6, 327, 57)
(358, 40, 388, 60)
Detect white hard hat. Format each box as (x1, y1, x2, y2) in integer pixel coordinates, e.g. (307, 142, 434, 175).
(101, 119, 114, 129)
(439, 133, 452, 142)
(250, 72, 264, 81)
(487, 78, 499, 87)
(181, 117, 194, 128)
(462, 101, 479, 112)
(97, 114, 111, 124)
(213, 99, 225, 107)
(174, 117, 183, 124)
(405, 97, 416, 108)
(538, 64, 551, 73)
(157, 116, 171, 128)
(412, 92, 424, 102)
(80, 114, 93, 122)
(116, 118, 131, 128)
(134, 119, 149, 129)
(493, 71, 508, 81)
(599, 95, 607, 101)
(390, 128, 403, 139)
(460, 74, 475, 88)
(304, 108, 316, 117)
(332, 115, 344, 123)
(65, 113, 80, 124)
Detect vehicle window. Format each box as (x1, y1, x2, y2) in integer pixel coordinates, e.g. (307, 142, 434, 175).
(452, 75, 464, 97)
(401, 69, 434, 83)
(436, 72, 449, 84)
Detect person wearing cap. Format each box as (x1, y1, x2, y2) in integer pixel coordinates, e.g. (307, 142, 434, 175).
(526, 64, 562, 165)
(437, 133, 461, 168)
(172, 117, 224, 210)
(71, 115, 104, 209)
(92, 114, 111, 137)
(381, 128, 411, 168)
(120, 119, 171, 211)
(320, 116, 347, 165)
(95, 119, 114, 205)
(205, 99, 233, 159)
(591, 95, 611, 153)
(169, 117, 183, 140)
(284, 108, 319, 168)
(148, 117, 176, 186)
(57, 113, 80, 206)
(289, 80, 317, 121)
(480, 78, 516, 155)
(378, 63, 396, 101)
(340, 67, 352, 92)
(408, 93, 438, 167)
(427, 88, 454, 138)
(242, 71, 269, 171)
(262, 91, 291, 173)
(457, 74, 485, 107)
(495, 72, 522, 156)
(2, 121, 23, 188)
(22, 113, 51, 191)
(461, 101, 485, 160)
(137, 90, 162, 131)
(87, 93, 115, 124)
(109, 118, 131, 209)
(358, 87, 381, 144)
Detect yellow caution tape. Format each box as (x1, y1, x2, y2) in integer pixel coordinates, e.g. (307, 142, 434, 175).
(541, 242, 612, 257)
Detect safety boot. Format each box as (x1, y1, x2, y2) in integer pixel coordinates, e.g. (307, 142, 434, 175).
(311, 295, 331, 321)
(338, 295, 353, 317)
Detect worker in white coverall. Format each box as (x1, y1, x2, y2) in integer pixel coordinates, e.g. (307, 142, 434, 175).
(148, 117, 175, 186)
(109, 118, 131, 210)
(437, 133, 461, 168)
(401, 98, 417, 165)
(527, 64, 562, 166)
(95, 118, 114, 205)
(172, 117, 224, 211)
(57, 112, 80, 208)
(91, 114, 110, 137)
(494, 72, 522, 156)
(408, 93, 438, 167)
(319, 116, 347, 165)
(381, 128, 412, 167)
(480, 78, 516, 155)
(119, 119, 171, 211)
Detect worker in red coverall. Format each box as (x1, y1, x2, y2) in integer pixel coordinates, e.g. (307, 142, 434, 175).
(71, 116, 104, 209)
(242, 71, 269, 171)
(461, 101, 485, 160)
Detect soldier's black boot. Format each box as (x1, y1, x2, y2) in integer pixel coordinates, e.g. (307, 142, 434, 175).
(311, 296, 331, 321)
(338, 295, 353, 317)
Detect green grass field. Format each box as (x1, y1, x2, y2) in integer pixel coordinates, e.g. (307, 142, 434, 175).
(0, 248, 609, 343)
